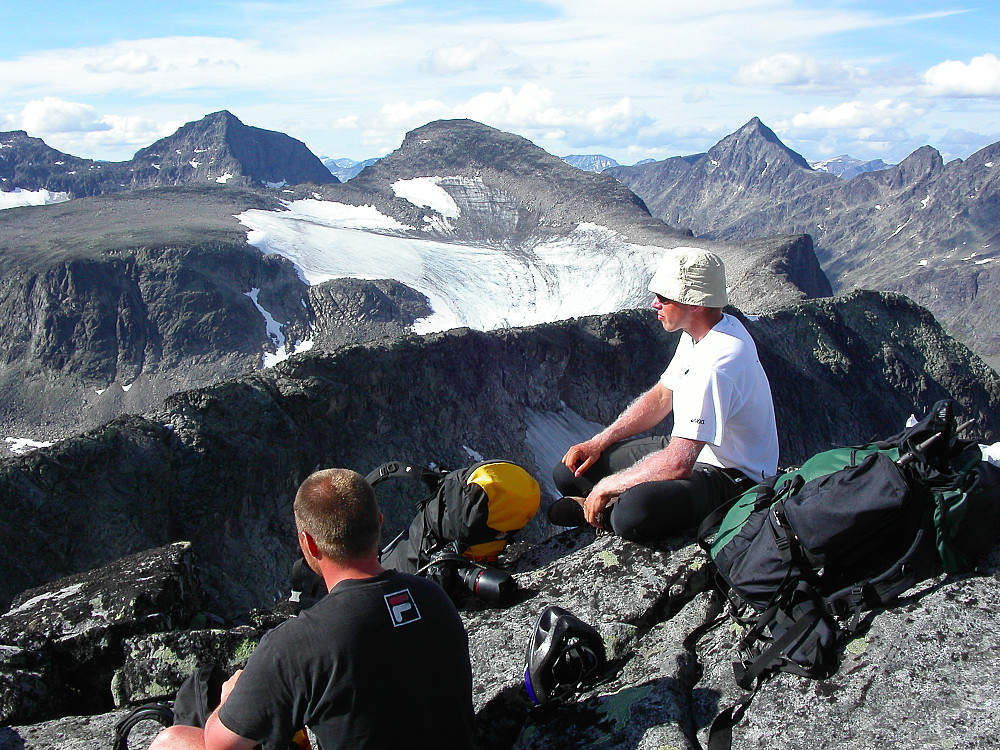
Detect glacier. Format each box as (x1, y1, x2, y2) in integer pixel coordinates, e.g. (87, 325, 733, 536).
(237, 194, 668, 335)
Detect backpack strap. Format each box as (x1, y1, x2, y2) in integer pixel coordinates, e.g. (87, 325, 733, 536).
(113, 703, 174, 750)
(826, 523, 929, 630)
(706, 678, 763, 750)
(365, 462, 443, 490)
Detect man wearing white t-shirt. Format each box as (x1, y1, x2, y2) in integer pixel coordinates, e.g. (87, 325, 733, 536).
(549, 247, 779, 543)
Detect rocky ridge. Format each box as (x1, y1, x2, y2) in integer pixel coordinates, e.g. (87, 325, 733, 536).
(3, 494, 999, 749)
(0, 291, 997, 618)
(608, 118, 1000, 370)
(0, 290, 999, 746)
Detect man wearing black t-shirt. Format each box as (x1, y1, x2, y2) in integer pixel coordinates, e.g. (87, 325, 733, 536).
(150, 468, 476, 750)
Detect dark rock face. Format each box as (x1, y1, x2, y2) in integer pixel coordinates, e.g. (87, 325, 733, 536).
(305, 278, 433, 349)
(0, 292, 996, 621)
(0, 542, 199, 724)
(345, 118, 677, 244)
(610, 119, 1000, 370)
(331, 118, 829, 313)
(130, 111, 338, 190)
(0, 111, 336, 198)
(0, 187, 312, 442)
(605, 118, 833, 237)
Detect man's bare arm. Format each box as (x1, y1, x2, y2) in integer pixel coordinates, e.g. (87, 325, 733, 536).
(562, 383, 674, 477)
(204, 671, 258, 750)
(582, 436, 704, 527)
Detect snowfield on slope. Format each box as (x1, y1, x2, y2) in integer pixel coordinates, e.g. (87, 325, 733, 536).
(238, 197, 666, 333)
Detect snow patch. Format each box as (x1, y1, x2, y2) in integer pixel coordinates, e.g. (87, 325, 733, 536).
(264, 180, 288, 189)
(920, 194, 930, 208)
(986, 162, 994, 168)
(525, 406, 606, 499)
(0, 187, 71, 210)
(5, 436, 54, 455)
(392, 177, 461, 219)
(216, 173, 234, 184)
(918, 260, 928, 266)
(975, 258, 994, 265)
(190, 161, 201, 169)
(463, 446, 484, 462)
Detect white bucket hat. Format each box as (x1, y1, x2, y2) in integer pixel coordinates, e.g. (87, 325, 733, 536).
(648, 247, 729, 308)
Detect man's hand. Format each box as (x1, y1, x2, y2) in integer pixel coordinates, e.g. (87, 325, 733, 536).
(583, 483, 617, 528)
(562, 438, 605, 478)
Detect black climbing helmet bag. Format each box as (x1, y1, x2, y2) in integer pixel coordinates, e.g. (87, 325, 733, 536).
(370, 459, 540, 596)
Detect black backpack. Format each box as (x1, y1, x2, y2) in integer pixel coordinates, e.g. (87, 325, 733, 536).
(695, 400, 1000, 749)
(371, 459, 541, 604)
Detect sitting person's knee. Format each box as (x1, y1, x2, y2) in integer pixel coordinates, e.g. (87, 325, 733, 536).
(148, 723, 204, 750)
(553, 461, 586, 496)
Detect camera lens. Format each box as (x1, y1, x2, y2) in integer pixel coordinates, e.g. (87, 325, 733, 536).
(456, 566, 517, 605)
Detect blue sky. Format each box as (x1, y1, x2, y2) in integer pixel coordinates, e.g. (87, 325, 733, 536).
(1, 0, 998, 166)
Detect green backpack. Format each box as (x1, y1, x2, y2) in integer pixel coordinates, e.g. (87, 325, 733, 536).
(696, 400, 1000, 749)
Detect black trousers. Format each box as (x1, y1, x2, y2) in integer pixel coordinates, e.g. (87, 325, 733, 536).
(552, 436, 753, 544)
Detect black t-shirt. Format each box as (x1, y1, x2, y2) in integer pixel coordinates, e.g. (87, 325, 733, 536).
(219, 570, 475, 750)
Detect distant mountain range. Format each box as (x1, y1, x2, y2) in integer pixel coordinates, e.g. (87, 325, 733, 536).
(0, 114, 825, 443)
(321, 156, 381, 182)
(809, 154, 894, 179)
(607, 117, 999, 370)
(561, 154, 656, 173)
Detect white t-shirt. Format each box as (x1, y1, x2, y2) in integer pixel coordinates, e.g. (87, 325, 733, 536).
(660, 314, 778, 481)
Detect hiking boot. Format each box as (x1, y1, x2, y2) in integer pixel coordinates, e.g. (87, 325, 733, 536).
(547, 496, 587, 527)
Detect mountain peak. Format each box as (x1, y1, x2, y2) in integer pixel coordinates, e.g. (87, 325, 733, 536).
(717, 118, 811, 170)
(131, 111, 336, 187)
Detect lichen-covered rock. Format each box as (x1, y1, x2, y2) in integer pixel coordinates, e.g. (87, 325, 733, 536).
(0, 707, 163, 750)
(465, 529, 705, 750)
(0, 542, 201, 724)
(692, 574, 1000, 750)
(112, 626, 262, 707)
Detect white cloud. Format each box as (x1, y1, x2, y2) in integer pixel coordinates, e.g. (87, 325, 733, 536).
(922, 53, 1000, 97)
(84, 49, 158, 75)
(376, 99, 450, 130)
(425, 39, 504, 75)
(455, 84, 651, 146)
(4, 98, 176, 160)
(460, 84, 563, 129)
(782, 99, 923, 131)
(16, 97, 110, 134)
(733, 53, 868, 92)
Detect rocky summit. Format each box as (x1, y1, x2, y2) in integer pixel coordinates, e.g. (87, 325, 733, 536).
(3, 492, 1000, 749)
(609, 118, 1000, 371)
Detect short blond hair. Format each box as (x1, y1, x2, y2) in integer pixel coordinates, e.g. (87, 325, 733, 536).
(293, 469, 380, 562)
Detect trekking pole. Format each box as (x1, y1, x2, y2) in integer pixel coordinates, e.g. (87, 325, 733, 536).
(896, 419, 974, 466)
(896, 431, 942, 466)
